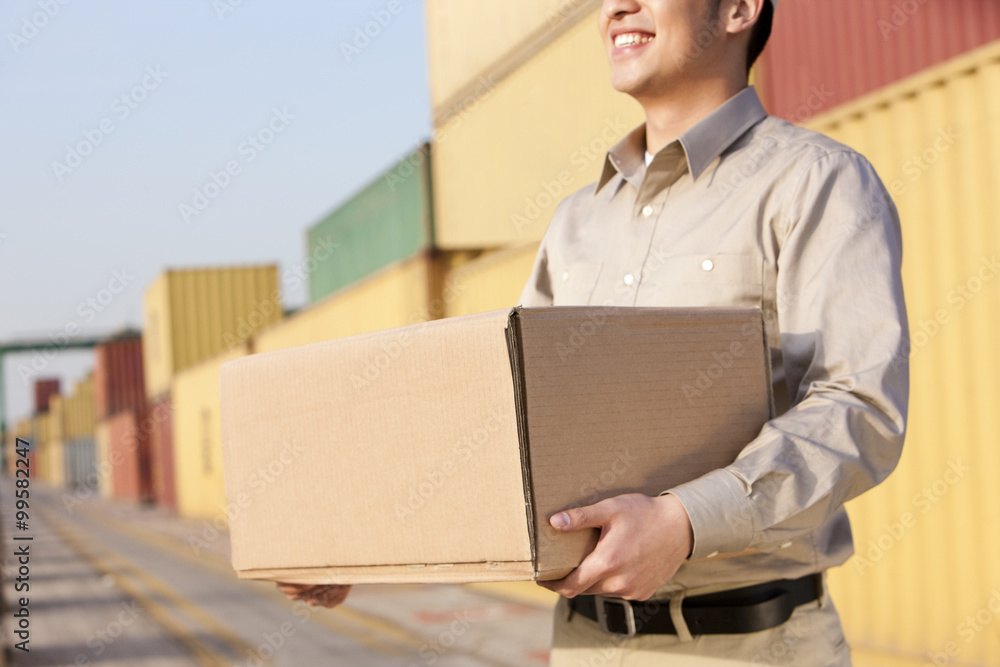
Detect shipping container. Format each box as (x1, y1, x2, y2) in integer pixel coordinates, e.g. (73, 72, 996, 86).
(143, 265, 281, 399)
(3, 419, 31, 475)
(94, 335, 145, 419)
(33, 378, 59, 412)
(64, 437, 97, 492)
(40, 375, 96, 489)
(47, 441, 67, 488)
(12, 419, 32, 476)
(443, 243, 540, 317)
(307, 145, 433, 303)
(757, 0, 1000, 123)
(64, 373, 95, 440)
(106, 408, 153, 503)
(31, 411, 53, 483)
(800, 41, 1000, 667)
(425, 0, 600, 113)
(95, 420, 113, 499)
(430, 6, 644, 249)
(172, 345, 247, 519)
(48, 396, 65, 447)
(149, 396, 176, 511)
(255, 254, 436, 353)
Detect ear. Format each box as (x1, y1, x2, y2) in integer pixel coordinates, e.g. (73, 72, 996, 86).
(723, 0, 765, 36)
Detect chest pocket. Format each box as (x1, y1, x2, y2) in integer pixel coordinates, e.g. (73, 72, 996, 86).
(638, 253, 763, 308)
(552, 261, 603, 306)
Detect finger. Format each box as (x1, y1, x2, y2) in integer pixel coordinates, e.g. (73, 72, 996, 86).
(536, 579, 563, 593)
(550, 499, 613, 533)
(276, 583, 312, 599)
(318, 587, 351, 607)
(537, 552, 609, 598)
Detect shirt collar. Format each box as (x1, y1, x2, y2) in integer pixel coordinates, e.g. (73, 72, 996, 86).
(596, 86, 768, 193)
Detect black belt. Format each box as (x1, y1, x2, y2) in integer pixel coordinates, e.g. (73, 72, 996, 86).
(568, 573, 823, 637)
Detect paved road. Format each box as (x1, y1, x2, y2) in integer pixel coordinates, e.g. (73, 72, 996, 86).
(0, 477, 554, 666)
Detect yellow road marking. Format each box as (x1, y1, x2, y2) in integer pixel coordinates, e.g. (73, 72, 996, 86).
(38, 506, 241, 667)
(462, 582, 559, 610)
(65, 497, 524, 666)
(68, 499, 415, 656)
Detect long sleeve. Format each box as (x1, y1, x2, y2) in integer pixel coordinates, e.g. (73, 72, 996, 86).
(666, 151, 910, 559)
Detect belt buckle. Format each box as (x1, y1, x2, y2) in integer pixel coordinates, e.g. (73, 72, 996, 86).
(594, 596, 637, 637)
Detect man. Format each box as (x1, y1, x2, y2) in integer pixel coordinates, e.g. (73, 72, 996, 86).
(282, 1, 908, 664)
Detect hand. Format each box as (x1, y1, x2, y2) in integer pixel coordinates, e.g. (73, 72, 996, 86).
(537, 493, 693, 601)
(275, 582, 352, 608)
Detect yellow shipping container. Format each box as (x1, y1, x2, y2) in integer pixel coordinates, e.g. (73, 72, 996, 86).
(48, 396, 65, 444)
(4, 418, 31, 474)
(64, 373, 96, 440)
(94, 420, 113, 499)
(430, 7, 643, 249)
(254, 255, 435, 353)
(444, 243, 540, 317)
(426, 0, 600, 113)
(172, 345, 248, 519)
(801, 41, 1000, 665)
(31, 412, 51, 482)
(47, 439, 67, 488)
(45, 401, 65, 487)
(143, 265, 281, 399)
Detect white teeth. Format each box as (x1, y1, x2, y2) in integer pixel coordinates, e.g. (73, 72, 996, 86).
(614, 33, 653, 48)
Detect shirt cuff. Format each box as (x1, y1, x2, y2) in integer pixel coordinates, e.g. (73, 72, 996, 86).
(661, 469, 754, 560)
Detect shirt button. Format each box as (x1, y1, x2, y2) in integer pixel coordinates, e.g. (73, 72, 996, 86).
(641, 205, 654, 217)
(623, 274, 635, 286)
(780, 541, 793, 549)
(561, 270, 570, 282)
(702, 259, 715, 271)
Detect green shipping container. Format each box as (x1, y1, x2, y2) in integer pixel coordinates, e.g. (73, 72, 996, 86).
(308, 144, 433, 302)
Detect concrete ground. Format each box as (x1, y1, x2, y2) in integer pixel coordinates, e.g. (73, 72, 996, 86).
(0, 477, 557, 666)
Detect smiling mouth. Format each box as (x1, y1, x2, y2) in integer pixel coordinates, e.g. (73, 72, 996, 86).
(614, 32, 655, 48)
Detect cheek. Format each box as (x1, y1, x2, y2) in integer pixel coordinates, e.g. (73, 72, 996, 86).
(597, 19, 611, 45)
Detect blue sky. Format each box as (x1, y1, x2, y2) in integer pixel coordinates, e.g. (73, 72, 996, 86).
(0, 0, 431, 425)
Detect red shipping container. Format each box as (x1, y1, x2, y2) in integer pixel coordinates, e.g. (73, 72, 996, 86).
(757, 0, 1000, 122)
(94, 337, 146, 420)
(107, 408, 153, 503)
(34, 379, 60, 412)
(148, 396, 177, 511)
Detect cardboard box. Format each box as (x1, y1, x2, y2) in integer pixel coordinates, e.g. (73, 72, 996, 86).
(220, 306, 772, 584)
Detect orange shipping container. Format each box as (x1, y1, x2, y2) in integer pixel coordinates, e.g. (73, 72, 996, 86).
(107, 409, 152, 503)
(95, 336, 145, 419)
(149, 396, 176, 511)
(34, 379, 60, 412)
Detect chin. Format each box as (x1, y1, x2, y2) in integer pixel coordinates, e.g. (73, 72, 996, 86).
(609, 72, 644, 95)
(609, 76, 654, 99)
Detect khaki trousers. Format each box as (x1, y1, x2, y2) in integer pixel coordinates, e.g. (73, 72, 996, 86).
(549, 577, 852, 666)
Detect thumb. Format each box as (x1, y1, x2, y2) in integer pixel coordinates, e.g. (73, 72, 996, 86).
(549, 501, 612, 532)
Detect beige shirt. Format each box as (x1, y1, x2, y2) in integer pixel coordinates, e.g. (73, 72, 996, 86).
(518, 86, 909, 595)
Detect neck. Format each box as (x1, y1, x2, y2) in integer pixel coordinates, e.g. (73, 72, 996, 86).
(639, 77, 748, 155)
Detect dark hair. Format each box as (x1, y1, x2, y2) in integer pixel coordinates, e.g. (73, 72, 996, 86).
(746, 0, 773, 74)
(707, 0, 774, 75)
